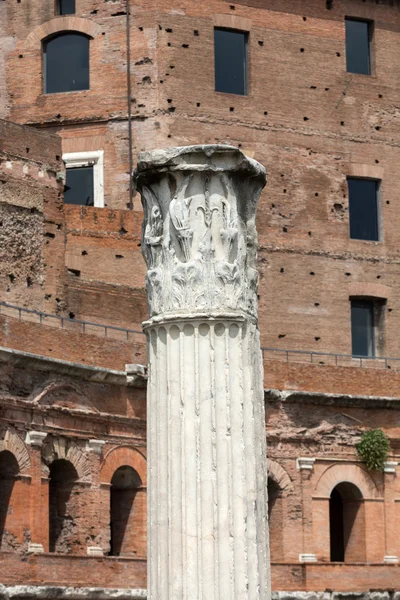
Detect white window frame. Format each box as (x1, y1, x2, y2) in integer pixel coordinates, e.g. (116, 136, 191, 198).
(62, 150, 104, 208)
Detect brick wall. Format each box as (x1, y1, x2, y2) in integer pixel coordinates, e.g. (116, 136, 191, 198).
(2, 0, 400, 356)
(0, 120, 66, 313)
(2, 0, 400, 593)
(3, 0, 400, 353)
(0, 353, 147, 570)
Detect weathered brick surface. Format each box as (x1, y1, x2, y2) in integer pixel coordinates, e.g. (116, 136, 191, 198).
(0, 314, 146, 371)
(271, 563, 400, 593)
(0, 120, 66, 313)
(0, 354, 147, 565)
(0, 552, 147, 588)
(2, 0, 400, 594)
(264, 358, 400, 397)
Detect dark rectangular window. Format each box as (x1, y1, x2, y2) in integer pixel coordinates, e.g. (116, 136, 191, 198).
(351, 300, 375, 357)
(348, 178, 379, 241)
(64, 167, 94, 206)
(44, 33, 89, 94)
(214, 28, 248, 95)
(345, 18, 372, 75)
(58, 0, 76, 15)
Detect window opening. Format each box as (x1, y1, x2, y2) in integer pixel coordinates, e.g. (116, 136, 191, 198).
(65, 166, 94, 206)
(49, 459, 79, 553)
(110, 466, 142, 556)
(345, 18, 372, 75)
(348, 177, 379, 241)
(329, 482, 365, 562)
(63, 151, 104, 207)
(351, 300, 375, 357)
(214, 28, 248, 95)
(44, 33, 89, 94)
(330, 487, 345, 561)
(57, 0, 76, 15)
(267, 477, 284, 561)
(0, 451, 19, 550)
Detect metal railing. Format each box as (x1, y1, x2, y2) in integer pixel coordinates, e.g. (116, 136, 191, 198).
(0, 301, 145, 342)
(261, 346, 400, 371)
(1, 300, 399, 372)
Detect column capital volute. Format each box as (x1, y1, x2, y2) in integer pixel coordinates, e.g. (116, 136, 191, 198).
(25, 431, 47, 447)
(134, 144, 266, 322)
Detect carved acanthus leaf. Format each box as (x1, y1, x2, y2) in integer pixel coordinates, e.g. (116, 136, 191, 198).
(134, 145, 266, 319)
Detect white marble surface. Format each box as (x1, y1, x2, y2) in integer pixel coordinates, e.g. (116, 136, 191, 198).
(136, 146, 270, 600)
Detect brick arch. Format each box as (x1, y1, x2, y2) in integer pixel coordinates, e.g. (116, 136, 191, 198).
(267, 459, 293, 493)
(348, 282, 391, 301)
(100, 446, 147, 486)
(315, 463, 379, 500)
(31, 380, 98, 414)
(0, 430, 30, 475)
(42, 438, 91, 482)
(25, 16, 102, 49)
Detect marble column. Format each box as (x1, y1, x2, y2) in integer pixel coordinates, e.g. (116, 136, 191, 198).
(134, 145, 270, 600)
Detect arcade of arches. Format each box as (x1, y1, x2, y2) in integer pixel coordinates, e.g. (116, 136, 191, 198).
(0, 432, 393, 565)
(0, 441, 146, 557)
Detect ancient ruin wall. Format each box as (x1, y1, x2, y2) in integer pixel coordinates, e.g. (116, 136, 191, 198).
(0, 120, 66, 312)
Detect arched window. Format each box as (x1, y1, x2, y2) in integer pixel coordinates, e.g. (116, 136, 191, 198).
(110, 466, 142, 556)
(267, 477, 284, 562)
(43, 32, 90, 94)
(0, 451, 19, 550)
(49, 459, 79, 553)
(329, 482, 366, 562)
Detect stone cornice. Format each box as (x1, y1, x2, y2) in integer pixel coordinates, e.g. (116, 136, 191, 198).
(266, 388, 400, 408)
(0, 400, 146, 434)
(0, 346, 146, 388)
(0, 587, 147, 600)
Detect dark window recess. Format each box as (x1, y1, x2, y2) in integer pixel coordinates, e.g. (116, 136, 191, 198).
(110, 466, 141, 557)
(330, 488, 345, 562)
(351, 300, 375, 357)
(329, 483, 365, 563)
(44, 33, 89, 94)
(214, 28, 248, 95)
(64, 166, 94, 206)
(345, 18, 372, 75)
(348, 178, 379, 241)
(58, 0, 75, 15)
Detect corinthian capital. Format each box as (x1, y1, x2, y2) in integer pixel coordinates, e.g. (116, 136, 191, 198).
(134, 145, 266, 321)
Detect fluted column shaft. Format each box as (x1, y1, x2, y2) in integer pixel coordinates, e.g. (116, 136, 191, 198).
(146, 318, 269, 600)
(135, 145, 270, 600)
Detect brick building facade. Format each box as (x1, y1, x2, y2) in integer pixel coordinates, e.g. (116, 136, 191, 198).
(1, 0, 400, 597)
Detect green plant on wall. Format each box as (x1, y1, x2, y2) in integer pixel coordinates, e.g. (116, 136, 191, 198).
(356, 429, 390, 472)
